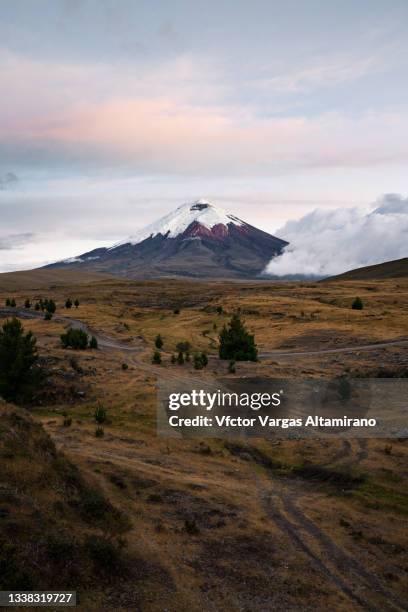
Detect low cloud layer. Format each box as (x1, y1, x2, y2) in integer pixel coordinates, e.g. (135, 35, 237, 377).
(265, 194, 408, 277)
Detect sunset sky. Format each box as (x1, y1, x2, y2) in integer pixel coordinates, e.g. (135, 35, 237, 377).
(1, 0, 408, 271)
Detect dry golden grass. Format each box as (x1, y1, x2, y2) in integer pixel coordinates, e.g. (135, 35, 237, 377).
(1, 273, 408, 609)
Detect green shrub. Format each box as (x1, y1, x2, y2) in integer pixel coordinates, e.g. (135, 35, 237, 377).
(94, 405, 107, 424)
(152, 350, 162, 364)
(24, 299, 31, 309)
(46, 299, 56, 314)
(228, 360, 236, 374)
(155, 334, 163, 349)
(121, 363, 128, 370)
(176, 351, 184, 365)
(44, 311, 52, 321)
(352, 297, 363, 310)
(74, 299, 80, 308)
(60, 328, 89, 349)
(193, 352, 208, 369)
(89, 336, 98, 349)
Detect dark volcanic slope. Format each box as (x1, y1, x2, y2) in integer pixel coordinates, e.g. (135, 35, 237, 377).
(45, 201, 288, 279)
(326, 257, 408, 281)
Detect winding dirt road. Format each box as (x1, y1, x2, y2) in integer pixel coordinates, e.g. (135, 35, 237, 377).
(1, 307, 407, 362)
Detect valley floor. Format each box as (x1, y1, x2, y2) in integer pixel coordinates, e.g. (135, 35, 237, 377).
(0, 272, 407, 610)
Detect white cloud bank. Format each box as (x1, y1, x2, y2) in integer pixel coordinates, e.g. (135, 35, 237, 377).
(265, 194, 408, 278)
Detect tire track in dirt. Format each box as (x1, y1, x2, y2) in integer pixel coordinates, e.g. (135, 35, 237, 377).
(259, 478, 406, 612)
(260, 486, 371, 611)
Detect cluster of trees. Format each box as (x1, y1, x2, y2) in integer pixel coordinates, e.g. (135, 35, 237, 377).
(60, 328, 98, 350)
(65, 298, 80, 309)
(151, 313, 257, 367)
(0, 317, 39, 401)
(5, 296, 80, 320)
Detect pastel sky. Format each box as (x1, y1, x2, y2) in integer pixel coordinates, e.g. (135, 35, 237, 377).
(1, 0, 408, 271)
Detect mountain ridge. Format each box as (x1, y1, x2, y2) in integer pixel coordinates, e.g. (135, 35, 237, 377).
(45, 200, 288, 279)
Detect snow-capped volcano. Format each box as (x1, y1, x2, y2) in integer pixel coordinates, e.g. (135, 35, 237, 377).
(46, 199, 288, 279)
(111, 199, 244, 247)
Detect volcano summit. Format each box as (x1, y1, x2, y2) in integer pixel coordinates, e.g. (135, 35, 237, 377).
(46, 200, 288, 279)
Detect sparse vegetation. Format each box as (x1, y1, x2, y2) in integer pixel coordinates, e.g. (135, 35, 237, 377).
(44, 311, 53, 321)
(74, 299, 80, 308)
(24, 298, 31, 309)
(65, 298, 73, 309)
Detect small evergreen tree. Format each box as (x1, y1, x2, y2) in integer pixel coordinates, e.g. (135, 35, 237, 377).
(155, 334, 163, 349)
(65, 298, 73, 309)
(46, 299, 56, 314)
(34, 302, 40, 311)
(352, 297, 363, 310)
(94, 404, 107, 424)
(5, 298, 10, 307)
(74, 299, 80, 308)
(24, 299, 31, 309)
(219, 313, 258, 361)
(0, 317, 39, 401)
(152, 350, 162, 364)
(216, 306, 223, 315)
(10, 298, 16, 308)
(44, 311, 52, 321)
(89, 336, 98, 349)
(176, 351, 184, 365)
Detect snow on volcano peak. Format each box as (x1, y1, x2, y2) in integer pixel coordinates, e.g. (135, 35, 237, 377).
(111, 200, 244, 248)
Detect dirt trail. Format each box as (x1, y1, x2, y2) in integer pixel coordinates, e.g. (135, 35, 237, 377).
(1, 307, 408, 362)
(258, 478, 406, 612)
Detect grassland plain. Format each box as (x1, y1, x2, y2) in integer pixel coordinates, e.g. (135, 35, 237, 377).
(0, 269, 407, 610)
